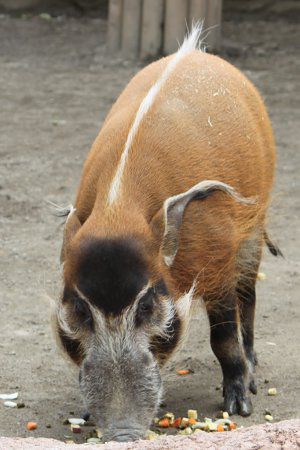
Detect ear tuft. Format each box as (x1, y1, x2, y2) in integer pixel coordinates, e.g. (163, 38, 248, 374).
(60, 209, 81, 263)
(47, 200, 76, 219)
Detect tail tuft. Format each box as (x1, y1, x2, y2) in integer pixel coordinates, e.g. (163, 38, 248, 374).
(264, 231, 283, 257)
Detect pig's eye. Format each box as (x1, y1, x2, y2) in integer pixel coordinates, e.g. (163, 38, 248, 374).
(63, 287, 94, 330)
(136, 289, 155, 325)
(73, 298, 94, 329)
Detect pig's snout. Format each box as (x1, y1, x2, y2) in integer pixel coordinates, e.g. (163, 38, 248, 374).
(102, 427, 145, 442)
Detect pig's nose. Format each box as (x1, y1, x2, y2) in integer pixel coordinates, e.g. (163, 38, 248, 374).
(103, 428, 143, 442)
(113, 434, 137, 442)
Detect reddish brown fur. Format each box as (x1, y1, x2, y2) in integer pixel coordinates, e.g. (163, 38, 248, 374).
(63, 50, 275, 310)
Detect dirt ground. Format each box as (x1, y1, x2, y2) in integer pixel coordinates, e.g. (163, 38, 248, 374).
(0, 9, 299, 445)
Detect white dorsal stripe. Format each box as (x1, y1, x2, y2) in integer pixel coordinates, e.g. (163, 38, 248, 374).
(107, 22, 204, 205)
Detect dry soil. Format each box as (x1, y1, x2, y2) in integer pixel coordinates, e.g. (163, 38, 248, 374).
(0, 10, 299, 445)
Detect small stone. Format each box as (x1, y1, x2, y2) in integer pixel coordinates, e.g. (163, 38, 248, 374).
(46, 424, 52, 428)
(268, 388, 277, 396)
(17, 402, 25, 408)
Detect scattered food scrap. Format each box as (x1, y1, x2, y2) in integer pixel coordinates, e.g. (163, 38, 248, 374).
(71, 424, 81, 433)
(4, 401, 17, 408)
(0, 392, 18, 400)
(158, 417, 170, 428)
(27, 422, 37, 430)
(68, 418, 86, 425)
(265, 414, 274, 421)
(146, 431, 159, 441)
(176, 369, 192, 375)
(96, 428, 103, 439)
(268, 388, 277, 396)
(257, 272, 266, 280)
(39, 13, 52, 20)
(154, 409, 237, 434)
(188, 409, 198, 420)
(17, 402, 25, 408)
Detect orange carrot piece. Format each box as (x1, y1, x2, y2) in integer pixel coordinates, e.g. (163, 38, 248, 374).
(188, 418, 197, 426)
(158, 418, 170, 428)
(217, 424, 224, 432)
(229, 422, 237, 430)
(27, 422, 37, 430)
(172, 418, 182, 428)
(176, 369, 191, 375)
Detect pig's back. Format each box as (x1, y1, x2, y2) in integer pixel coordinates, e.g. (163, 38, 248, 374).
(77, 51, 275, 223)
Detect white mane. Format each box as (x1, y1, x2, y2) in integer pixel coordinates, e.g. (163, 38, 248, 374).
(107, 23, 204, 205)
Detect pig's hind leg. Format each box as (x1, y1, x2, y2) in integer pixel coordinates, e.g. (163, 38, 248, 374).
(207, 290, 253, 416)
(236, 232, 264, 394)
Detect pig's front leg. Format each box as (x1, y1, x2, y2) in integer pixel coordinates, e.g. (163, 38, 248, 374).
(207, 291, 253, 416)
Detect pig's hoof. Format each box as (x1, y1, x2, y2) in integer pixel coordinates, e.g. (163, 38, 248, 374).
(224, 382, 253, 416)
(82, 410, 90, 421)
(249, 378, 257, 395)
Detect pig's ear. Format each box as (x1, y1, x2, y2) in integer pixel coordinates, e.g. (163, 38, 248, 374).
(59, 206, 81, 263)
(161, 180, 255, 267)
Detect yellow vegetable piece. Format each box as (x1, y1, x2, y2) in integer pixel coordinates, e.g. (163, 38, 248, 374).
(188, 409, 198, 420)
(268, 388, 277, 396)
(265, 414, 273, 421)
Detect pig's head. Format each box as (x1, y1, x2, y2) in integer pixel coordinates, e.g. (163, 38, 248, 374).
(54, 224, 193, 442)
(53, 180, 250, 441)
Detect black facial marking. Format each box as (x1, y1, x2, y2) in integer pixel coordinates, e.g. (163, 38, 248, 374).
(135, 288, 155, 326)
(154, 279, 169, 297)
(75, 237, 148, 316)
(58, 327, 82, 364)
(150, 312, 182, 363)
(62, 287, 94, 330)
